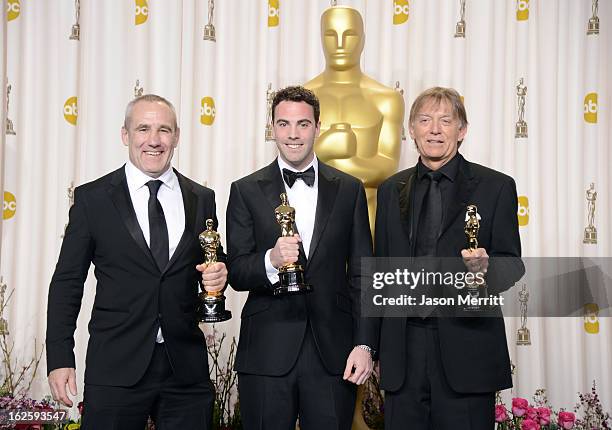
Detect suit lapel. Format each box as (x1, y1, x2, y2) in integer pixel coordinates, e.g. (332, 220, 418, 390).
(165, 170, 197, 274)
(397, 171, 416, 246)
(307, 161, 339, 264)
(440, 156, 479, 237)
(108, 167, 157, 268)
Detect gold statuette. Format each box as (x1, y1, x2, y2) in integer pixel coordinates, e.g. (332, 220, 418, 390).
(61, 182, 76, 238)
(69, 0, 80, 40)
(515, 78, 528, 138)
(134, 79, 144, 98)
(463, 205, 487, 311)
(203, 0, 216, 41)
(305, 6, 404, 233)
(197, 219, 232, 323)
(454, 0, 466, 38)
(583, 183, 597, 244)
(274, 193, 312, 296)
(587, 0, 599, 35)
(516, 284, 531, 345)
(5, 83, 16, 136)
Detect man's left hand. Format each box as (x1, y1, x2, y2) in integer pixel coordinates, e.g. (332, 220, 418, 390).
(196, 262, 228, 293)
(343, 346, 373, 385)
(461, 248, 489, 274)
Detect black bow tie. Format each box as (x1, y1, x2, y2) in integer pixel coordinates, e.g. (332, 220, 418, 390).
(282, 167, 315, 188)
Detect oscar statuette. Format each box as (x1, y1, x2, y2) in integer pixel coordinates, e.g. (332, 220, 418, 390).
(273, 193, 312, 296)
(463, 205, 488, 311)
(197, 219, 231, 323)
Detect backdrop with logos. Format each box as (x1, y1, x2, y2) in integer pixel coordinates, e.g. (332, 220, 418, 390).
(0, 0, 610, 417)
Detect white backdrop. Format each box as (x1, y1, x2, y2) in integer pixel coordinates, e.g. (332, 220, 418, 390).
(0, 0, 610, 416)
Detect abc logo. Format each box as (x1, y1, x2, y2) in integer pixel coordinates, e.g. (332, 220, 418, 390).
(516, 0, 529, 21)
(200, 97, 216, 126)
(517, 195, 529, 227)
(3, 191, 16, 220)
(135, 0, 149, 25)
(7, 0, 20, 21)
(393, 0, 409, 25)
(584, 303, 599, 334)
(64, 97, 78, 125)
(268, 0, 279, 27)
(584, 93, 598, 124)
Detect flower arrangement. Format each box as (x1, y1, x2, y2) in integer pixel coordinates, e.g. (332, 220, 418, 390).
(496, 383, 610, 430)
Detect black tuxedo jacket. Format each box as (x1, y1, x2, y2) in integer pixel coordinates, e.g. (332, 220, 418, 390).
(226, 159, 375, 376)
(375, 154, 524, 393)
(46, 166, 221, 387)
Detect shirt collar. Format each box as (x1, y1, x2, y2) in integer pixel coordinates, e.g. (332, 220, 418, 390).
(125, 160, 178, 192)
(277, 155, 318, 177)
(417, 152, 461, 182)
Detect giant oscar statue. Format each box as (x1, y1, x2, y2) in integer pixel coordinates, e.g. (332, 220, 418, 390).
(305, 6, 404, 231)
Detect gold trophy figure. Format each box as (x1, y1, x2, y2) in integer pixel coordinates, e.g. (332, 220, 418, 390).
(463, 205, 487, 311)
(61, 182, 76, 238)
(516, 284, 531, 345)
(0, 277, 9, 336)
(265, 83, 275, 141)
(454, 0, 466, 38)
(304, 6, 404, 233)
(203, 0, 216, 41)
(69, 0, 80, 40)
(5, 83, 16, 136)
(583, 183, 597, 244)
(587, 0, 599, 35)
(274, 193, 312, 296)
(197, 219, 231, 323)
(515, 78, 528, 138)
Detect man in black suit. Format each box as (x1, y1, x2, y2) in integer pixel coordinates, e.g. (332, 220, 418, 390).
(46, 94, 227, 429)
(226, 86, 376, 429)
(375, 87, 524, 429)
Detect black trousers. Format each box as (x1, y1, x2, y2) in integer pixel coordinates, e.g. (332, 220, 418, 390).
(238, 326, 356, 430)
(81, 343, 214, 430)
(384, 322, 495, 430)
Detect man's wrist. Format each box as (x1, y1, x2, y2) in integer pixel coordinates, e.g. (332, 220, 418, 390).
(355, 344, 375, 358)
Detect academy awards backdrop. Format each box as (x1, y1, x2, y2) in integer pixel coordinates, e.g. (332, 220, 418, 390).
(0, 0, 610, 421)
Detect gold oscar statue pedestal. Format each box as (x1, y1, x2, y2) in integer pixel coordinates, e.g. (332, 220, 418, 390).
(587, 16, 599, 35)
(516, 327, 531, 345)
(304, 6, 404, 234)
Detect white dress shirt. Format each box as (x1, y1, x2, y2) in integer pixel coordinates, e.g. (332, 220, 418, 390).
(265, 156, 318, 284)
(125, 161, 185, 342)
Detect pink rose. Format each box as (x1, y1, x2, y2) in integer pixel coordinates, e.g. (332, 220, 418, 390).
(526, 406, 538, 421)
(521, 418, 540, 430)
(536, 407, 551, 426)
(495, 404, 509, 422)
(558, 411, 576, 429)
(512, 397, 529, 417)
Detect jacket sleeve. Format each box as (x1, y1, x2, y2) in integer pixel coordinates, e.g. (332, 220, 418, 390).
(46, 187, 94, 373)
(226, 182, 273, 293)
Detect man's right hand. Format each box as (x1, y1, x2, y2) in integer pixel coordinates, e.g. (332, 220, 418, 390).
(269, 234, 301, 269)
(48, 367, 77, 407)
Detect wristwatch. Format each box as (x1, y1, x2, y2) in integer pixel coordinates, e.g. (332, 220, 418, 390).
(355, 344, 375, 358)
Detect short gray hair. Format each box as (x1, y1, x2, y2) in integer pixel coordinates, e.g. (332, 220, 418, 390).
(124, 94, 178, 130)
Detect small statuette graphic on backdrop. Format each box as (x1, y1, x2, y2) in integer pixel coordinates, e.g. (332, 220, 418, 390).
(583, 183, 597, 244)
(5, 83, 16, 136)
(515, 78, 528, 138)
(134, 79, 144, 98)
(516, 284, 531, 345)
(0, 277, 9, 336)
(587, 0, 599, 35)
(203, 0, 216, 41)
(265, 83, 275, 141)
(394, 81, 407, 141)
(454, 0, 466, 38)
(69, 0, 80, 40)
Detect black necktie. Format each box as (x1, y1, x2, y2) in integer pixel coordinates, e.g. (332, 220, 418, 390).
(417, 171, 443, 257)
(282, 167, 315, 188)
(146, 180, 169, 271)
